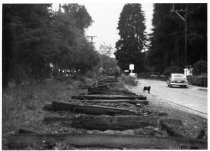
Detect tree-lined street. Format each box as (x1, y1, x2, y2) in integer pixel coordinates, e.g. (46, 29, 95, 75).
(2, 3, 207, 150)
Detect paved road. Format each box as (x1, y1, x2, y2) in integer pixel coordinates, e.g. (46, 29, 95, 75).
(135, 79, 207, 117)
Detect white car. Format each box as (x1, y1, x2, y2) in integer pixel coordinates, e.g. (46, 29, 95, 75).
(167, 73, 188, 88)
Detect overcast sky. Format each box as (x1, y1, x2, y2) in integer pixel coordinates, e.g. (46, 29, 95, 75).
(52, 3, 153, 56)
(84, 3, 154, 54)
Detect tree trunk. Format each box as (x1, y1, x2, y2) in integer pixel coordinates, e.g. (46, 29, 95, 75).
(71, 95, 146, 100)
(97, 82, 119, 89)
(159, 119, 186, 137)
(44, 115, 158, 130)
(44, 101, 140, 115)
(6, 133, 207, 149)
(88, 88, 137, 96)
(70, 99, 149, 105)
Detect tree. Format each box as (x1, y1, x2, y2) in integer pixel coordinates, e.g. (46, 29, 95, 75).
(147, 4, 207, 73)
(62, 4, 92, 30)
(187, 4, 207, 64)
(147, 4, 185, 73)
(3, 4, 55, 86)
(51, 4, 99, 74)
(3, 4, 99, 87)
(114, 3, 146, 73)
(99, 43, 112, 57)
(95, 43, 119, 75)
(193, 60, 207, 75)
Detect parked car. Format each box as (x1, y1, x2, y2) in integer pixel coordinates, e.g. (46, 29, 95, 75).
(167, 73, 188, 88)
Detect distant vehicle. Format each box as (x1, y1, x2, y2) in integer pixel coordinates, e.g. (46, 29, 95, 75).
(150, 74, 158, 78)
(167, 73, 188, 88)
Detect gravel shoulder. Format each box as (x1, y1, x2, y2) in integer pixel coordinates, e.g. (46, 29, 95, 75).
(124, 84, 207, 139)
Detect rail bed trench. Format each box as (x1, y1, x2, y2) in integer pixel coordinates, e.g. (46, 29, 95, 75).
(5, 76, 207, 149)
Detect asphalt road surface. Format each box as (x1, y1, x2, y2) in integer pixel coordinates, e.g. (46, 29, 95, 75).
(135, 79, 207, 118)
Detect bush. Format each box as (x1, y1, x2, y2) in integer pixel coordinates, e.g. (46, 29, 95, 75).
(101, 67, 121, 77)
(137, 72, 152, 79)
(121, 74, 138, 86)
(187, 75, 207, 87)
(193, 60, 207, 75)
(137, 72, 168, 81)
(163, 66, 183, 77)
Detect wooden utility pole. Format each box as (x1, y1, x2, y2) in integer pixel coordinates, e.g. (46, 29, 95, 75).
(171, 4, 189, 67)
(58, 4, 61, 13)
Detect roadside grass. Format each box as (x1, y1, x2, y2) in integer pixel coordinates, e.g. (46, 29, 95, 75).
(2, 79, 87, 135)
(121, 75, 138, 86)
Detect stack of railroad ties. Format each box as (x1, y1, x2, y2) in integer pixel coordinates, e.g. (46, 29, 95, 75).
(6, 76, 207, 149)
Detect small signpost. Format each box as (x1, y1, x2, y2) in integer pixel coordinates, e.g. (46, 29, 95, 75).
(129, 64, 136, 77)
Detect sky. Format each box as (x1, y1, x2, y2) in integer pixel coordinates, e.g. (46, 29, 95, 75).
(52, 3, 154, 56)
(84, 3, 154, 55)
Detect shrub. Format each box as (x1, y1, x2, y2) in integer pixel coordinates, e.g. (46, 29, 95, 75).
(163, 66, 183, 77)
(137, 72, 152, 79)
(121, 74, 138, 86)
(193, 60, 207, 75)
(187, 75, 207, 87)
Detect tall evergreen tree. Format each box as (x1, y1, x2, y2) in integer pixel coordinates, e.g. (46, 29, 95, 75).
(3, 4, 54, 85)
(147, 4, 185, 73)
(52, 4, 99, 74)
(187, 4, 207, 64)
(147, 3, 207, 73)
(114, 3, 146, 73)
(3, 4, 100, 87)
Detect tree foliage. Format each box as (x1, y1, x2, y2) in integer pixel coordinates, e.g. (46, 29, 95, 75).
(51, 4, 99, 74)
(3, 4, 54, 85)
(99, 43, 112, 57)
(96, 43, 119, 76)
(3, 4, 99, 87)
(147, 4, 207, 73)
(114, 3, 146, 73)
(193, 60, 207, 75)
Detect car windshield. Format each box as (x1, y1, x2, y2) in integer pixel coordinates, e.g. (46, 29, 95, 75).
(172, 74, 186, 78)
(174, 75, 184, 77)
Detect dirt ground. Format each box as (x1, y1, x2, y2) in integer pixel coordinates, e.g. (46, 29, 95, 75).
(124, 84, 207, 139)
(2, 77, 208, 149)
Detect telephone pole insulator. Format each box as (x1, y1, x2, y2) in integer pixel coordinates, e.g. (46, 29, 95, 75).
(87, 36, 97, 45)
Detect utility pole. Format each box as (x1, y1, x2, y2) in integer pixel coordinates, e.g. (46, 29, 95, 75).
(171, 4, 189, 67)
(58, 4, 61, 13)
(87, 36, 97, 45)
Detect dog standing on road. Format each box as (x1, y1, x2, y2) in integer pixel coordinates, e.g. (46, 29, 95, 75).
(143, 86, 151, 94)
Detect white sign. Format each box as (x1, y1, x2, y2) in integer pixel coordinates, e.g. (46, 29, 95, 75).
(49, 63, 53, 68)
(129, 64, 134, 70)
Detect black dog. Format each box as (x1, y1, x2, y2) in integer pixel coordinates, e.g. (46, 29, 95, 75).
(143, 86, 151, 94)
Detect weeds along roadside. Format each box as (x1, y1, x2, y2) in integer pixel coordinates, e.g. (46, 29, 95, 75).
(2, 78, 90, 135)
